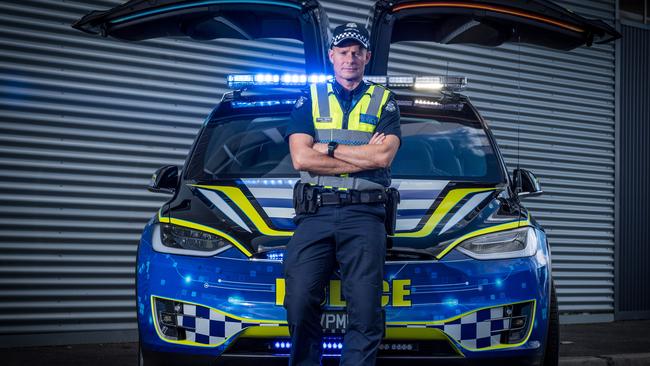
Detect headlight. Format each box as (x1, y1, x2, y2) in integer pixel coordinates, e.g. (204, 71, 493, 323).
(152, 223, 231, 256)
(455, 227, 537, 260)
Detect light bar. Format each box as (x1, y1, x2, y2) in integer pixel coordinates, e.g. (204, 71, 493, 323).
(227, 73, 467, 92)
(231, 99, 296, 109)
(364, 75, 467, 92)
(227, 73, 331, 89)
(413, 99, 465, 111)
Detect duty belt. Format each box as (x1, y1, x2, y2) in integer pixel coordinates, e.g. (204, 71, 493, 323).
(317, 189, 387, 206)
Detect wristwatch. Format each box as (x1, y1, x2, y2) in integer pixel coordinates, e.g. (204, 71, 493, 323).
(327, 141, 339, 157)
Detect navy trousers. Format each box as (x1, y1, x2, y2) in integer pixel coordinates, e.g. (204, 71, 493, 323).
(283, 203, 386, 366)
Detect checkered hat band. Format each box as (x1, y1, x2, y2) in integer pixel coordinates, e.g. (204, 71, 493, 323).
(331, 31, 369, 47)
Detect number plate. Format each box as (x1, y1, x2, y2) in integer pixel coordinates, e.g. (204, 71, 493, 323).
(321, 311, 347, 334)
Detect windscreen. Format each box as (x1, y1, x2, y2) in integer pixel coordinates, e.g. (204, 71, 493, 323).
(185, 113, 503, 182)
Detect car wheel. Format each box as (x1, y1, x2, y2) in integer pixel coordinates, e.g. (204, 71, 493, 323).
(542, 281, 560, 366)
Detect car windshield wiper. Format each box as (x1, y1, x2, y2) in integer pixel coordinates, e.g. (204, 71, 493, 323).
(386, 247, 438, 261)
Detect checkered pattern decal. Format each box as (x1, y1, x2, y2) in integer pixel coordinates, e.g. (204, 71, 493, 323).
(159, 299, 524, 350)
(175, 303, 282, 346)
(386, 306, 511, 350)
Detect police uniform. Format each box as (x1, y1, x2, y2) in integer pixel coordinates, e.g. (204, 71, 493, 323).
(283, 27, 401, 364)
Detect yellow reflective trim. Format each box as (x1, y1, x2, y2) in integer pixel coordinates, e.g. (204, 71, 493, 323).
(384, 327, 448, 341)
(311, 83, 342, 130)
(346, 85, 372, 132)
(157, 212, 253, 257)
(191, 184, 293, 237)
(394, 187, 495, 238)
(237, 325, 289, 338)
(347, 84, 388, 133)
(435, 216, 531, 259)
(325, 84, 343, 129)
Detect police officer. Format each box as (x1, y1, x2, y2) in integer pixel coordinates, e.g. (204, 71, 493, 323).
(283, 22, 401, 366)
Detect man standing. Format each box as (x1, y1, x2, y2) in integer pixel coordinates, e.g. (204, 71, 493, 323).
(283, 22, 401, 366)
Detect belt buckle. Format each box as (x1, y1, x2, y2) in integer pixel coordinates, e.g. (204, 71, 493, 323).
(337, 191, 351, 204)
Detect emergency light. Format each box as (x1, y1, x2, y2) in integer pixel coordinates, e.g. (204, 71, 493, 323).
(226, 73, 467, 92)
(227, 73, 332, 89)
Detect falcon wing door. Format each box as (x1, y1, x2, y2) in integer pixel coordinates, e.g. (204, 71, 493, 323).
(73, 0, 330, 73)
(368, 0, 621, 74)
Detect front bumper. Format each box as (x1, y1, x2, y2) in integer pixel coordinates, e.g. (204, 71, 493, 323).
(137, 221, 551, 363)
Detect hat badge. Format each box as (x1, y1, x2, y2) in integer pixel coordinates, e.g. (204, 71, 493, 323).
(346, 22, 357, 28)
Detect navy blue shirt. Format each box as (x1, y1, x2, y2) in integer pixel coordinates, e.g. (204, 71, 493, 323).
(284, 80, 401, 187)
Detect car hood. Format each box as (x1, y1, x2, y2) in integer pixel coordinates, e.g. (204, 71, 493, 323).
(161, 178, 528, 260)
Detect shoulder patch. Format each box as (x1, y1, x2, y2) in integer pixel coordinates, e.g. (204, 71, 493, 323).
(384, 100, 397, 113)
(294, 96, 306, 109)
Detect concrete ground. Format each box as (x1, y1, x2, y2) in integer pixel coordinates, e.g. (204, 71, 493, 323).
(2, 320, 649, 366)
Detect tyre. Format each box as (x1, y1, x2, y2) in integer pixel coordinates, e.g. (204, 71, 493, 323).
(541, 281, 559, 366)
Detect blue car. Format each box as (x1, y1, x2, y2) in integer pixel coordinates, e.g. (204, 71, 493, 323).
(73, 1, 619, 365)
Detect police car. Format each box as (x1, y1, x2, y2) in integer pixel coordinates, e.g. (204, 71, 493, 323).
(74, 1, 619, 365)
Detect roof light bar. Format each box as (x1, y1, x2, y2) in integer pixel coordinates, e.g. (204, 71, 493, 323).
(231, 99, 296, 109)
(364, 75, 467, 92)
(227, 73, 331, 89)
(226, 73, 467, 92)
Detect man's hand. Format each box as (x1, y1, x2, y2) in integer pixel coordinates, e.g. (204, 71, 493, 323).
(289, 133, 365, 175)
(311, 132, 398, 170)
(329, 133, 399, 170)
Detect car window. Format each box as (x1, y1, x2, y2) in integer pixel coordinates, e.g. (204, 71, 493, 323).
(393, 116, 503, 182)
(186, 115, 296, 180)
(185, 113, 503, 182)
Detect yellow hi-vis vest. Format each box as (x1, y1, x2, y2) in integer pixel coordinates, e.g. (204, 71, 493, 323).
(299, 82, 391, 190)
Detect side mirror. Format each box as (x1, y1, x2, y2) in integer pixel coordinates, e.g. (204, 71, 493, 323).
(512, 168, 543, 199)
(148, 165, 178, 194)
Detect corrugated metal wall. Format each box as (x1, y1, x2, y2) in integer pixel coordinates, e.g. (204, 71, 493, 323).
(382, 1, 617, 322)
(617, 23, 650, 320)
(0, 0, 616, 346)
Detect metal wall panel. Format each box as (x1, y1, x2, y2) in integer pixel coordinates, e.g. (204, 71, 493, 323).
(617, 24, 650, 319)
(0, 0, 616, 346)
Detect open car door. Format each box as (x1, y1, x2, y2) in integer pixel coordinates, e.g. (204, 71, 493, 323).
(73, 0, 330, 73)
(368, 0, 621, 74)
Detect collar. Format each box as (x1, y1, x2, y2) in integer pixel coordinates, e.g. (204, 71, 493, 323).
(332, 79, 367, 99)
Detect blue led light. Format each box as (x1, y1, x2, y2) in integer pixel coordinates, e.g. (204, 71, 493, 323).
(184, 275, 192, 283)
(227, 73, 332, 89)
(274, 342, 280, 348)
(266, 251, 284, 261)
(231, 99, 296, 109)
(496, 278, 503, 287)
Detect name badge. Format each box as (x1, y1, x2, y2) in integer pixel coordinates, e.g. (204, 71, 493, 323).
(316, 117, 333, 122)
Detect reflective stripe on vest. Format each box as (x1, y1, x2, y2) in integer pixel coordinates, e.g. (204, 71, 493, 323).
(300, 82, 391, 190)
(310, 82, 390, 143)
